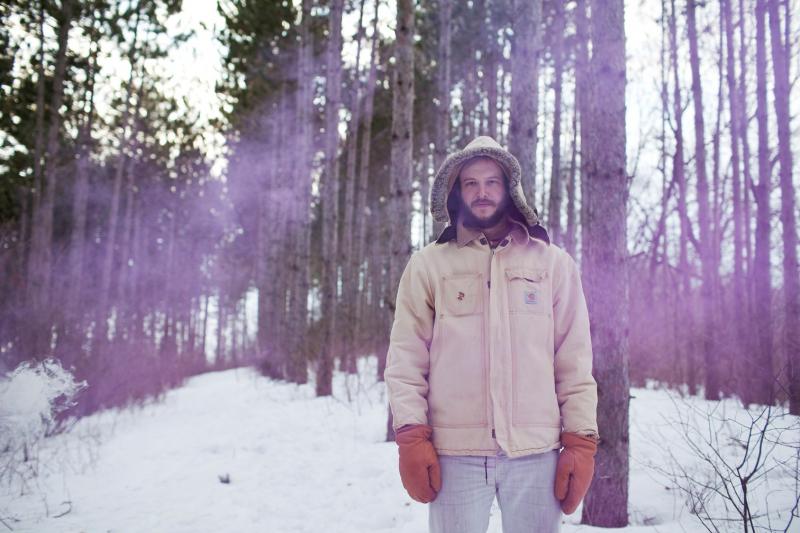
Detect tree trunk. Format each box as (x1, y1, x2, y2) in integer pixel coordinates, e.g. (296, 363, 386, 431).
(66, 3, 101, 334)
(687, 0, 719, 401)
(256, 110, 274, 375)
(317, 0, 344, 396)
(26, 0, 47, 298)
(367, 222, 385, 377)
(508, 0, 541, 204)
(26, 0, 75, 358)
(216, 293, 225, 368)
(388, 0, 415, 308)
(722, 0, 748, 398)
(580, 0, 629, 526)
(738, 0, 754, 320)
(287, 0, 315, 385)
(485, 0, 499, 139)
(462, 61, 477, 143)
(433, 0, 452, 238)
(419, 128, 432, 245)
(648, 0, 676, 311)
(97, 9, 142, 344)
(340, 0, 367, 374)
(564, 94, 578, 257)
(768, 0, 798, 412)
(201, 293, 210, 369)
(668, 0, 696, 394)
(354, 0, 381, 352)
(749, 0, 774, 407)
(538, 65, 549, 214)
(708, 8, 726, 393)
(66, 33, 99, 318)
(575, 0, 590, 255)
(261, 108, 284, 378)
(547, 1, 565, 244)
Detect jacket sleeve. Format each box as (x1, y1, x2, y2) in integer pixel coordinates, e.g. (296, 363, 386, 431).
(552, 249, 599, 438)
(384, 251, 435, 430)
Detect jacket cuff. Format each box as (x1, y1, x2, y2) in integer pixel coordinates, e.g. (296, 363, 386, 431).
(395, 424, 424, 434)
(564, 429, 600, 442)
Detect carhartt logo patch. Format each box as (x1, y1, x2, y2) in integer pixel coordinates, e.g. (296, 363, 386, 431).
(524, 290, 538, 305)
(457, 291, 465, 301)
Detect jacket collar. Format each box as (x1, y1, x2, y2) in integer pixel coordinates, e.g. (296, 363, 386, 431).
(436, 215, 550, 247)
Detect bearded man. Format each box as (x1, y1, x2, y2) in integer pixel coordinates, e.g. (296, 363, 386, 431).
(385, 136, 599, 533)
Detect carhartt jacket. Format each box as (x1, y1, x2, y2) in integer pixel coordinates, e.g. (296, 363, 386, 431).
(384, 136, 598, 458)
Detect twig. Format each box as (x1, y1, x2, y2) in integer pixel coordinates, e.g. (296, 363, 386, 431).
(53, 500, 72, 518)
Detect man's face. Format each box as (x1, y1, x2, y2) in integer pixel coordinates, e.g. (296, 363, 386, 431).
(457, 158, 509, 228)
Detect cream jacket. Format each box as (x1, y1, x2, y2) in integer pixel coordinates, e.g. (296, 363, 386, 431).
(384, 219, 598, 458)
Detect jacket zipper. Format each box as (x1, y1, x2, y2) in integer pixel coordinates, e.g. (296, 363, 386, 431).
(488, 247, 494, 289)
(488, 246, 494, 441)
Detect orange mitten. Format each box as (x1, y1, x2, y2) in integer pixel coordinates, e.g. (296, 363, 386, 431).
(395, 424, 442, 503)
(554, 432, 598, 514)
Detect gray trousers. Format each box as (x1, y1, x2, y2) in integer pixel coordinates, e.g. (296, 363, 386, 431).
(429, 449, 562, 533)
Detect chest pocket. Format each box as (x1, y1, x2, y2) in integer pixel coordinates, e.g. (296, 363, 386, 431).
(505, 268, 550, 315)
(440, 273, 482, 317)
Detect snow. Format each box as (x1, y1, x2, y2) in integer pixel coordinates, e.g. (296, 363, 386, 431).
(1, 357, 797, 533)
(0, 358, 86, 434)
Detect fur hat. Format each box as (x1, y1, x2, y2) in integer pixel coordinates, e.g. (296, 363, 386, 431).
(430, 136, 540, 227)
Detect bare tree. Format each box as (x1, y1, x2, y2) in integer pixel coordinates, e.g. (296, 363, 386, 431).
(580, 0, 630, 526)
(341, 0, 368, 373)
(433, 0, 452, 239)
(767, 0, 799, 414)
(508, 0, 542, 204)
(652, 398, 800, 533)
(286, 0, 315, 385)
(547, 1, 565, 244)
(66, 5, 102, 320)
(687, 0, 720, 401)
(574, 0, 590, 252)
(564, 91, 578, 257)
(668, 0, 698, 394)
(484, 0, 499, 139)
(722, 0, 749, 399)
(387, 0, 415, 321)
(317, 0, 345, 396)
(25, 0, 76, 358)
(750, 0, 774, 407)
(354, 0, 381, 355)
(96, 8, 143, 351)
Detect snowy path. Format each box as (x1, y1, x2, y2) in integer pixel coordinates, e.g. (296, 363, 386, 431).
(1, 358, 796, 533)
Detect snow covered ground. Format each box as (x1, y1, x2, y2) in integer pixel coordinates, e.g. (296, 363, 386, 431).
(1, 357, 797, 533)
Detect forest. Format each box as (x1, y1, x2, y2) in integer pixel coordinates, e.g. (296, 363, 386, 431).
(0, 0, 798, 529)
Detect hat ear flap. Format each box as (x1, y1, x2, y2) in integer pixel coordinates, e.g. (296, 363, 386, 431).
(506, 201, 527, 226)
(446, 179, 461, 224)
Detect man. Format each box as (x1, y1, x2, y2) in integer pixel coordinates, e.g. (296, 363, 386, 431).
(384, 136, 599, 533)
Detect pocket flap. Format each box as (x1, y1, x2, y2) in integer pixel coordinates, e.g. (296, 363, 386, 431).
(441, 273, 482, 316)
(505, 268, 548, 283)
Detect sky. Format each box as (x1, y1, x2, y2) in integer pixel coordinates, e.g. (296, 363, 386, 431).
(156, 0, 670, 226)
(157, 0, 665, 168)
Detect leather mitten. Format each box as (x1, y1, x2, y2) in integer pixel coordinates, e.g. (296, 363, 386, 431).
(395, 424, 442, 503)
(554, 432, 598, 514)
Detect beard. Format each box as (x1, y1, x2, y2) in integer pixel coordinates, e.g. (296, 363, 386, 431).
(460, 195, 511, 229)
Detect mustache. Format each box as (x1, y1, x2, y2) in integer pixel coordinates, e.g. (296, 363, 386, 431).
(471, 200, 495, 206)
